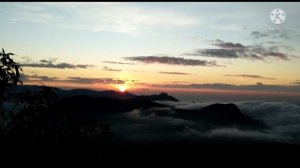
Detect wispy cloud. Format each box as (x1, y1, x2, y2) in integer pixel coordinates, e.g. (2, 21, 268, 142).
(291, 80, 300, 85)
(213, 39, 246, 51)
(21, 58, 94, 69)
(186, 49, 240, 58)
(7, 2, 202, 35)
(102, 61, 135, 65)
(22, 74, 128, 85)
(291, 82, 300, 85)
(102, 66, 122, 72)
(184, 39, 289, 60)
(6, 3, 63, 24)
(225, 74, 276, 80)
(124, 56, 220, 66)
(209, 24, 245, 32)
(21, 74, 58, 82)
(250, 30, 289, 40)
(158, 71, 190, 75)
(22, 73, 300, 93)
(148, 82, 300, 92)
(65, 77, 125, 85)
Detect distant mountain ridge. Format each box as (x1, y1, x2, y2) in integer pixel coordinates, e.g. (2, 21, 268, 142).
(58, 89, 179, 101)
(11, 85, 265, 130)
(51, 90, 178, 116)
(11, 85, 178, 101)
(57, 89, 136, 99)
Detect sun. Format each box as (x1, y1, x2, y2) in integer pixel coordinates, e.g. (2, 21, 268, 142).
(119, 85, 127, 92)
(115, 84, 130, 93)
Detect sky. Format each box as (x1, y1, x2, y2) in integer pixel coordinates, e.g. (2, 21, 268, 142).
(1, 2, 300, 101)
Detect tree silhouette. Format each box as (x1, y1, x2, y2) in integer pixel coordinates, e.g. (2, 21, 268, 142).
(0, 48, 23, 135)
(0, 48, 111, 161)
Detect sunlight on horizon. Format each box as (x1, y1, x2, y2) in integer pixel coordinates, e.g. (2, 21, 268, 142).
(118, 85, 127, 92)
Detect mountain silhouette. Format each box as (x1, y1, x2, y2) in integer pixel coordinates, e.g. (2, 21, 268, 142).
(136, 92, 179, 101)
(13, 85, 264, 130)
(13, 85, 178, 101)
(49, 90, 178, 121)
(56, 89, 136, 99)
(174, 103, 267, 129)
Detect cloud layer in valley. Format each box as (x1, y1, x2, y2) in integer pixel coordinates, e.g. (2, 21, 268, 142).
(102, 100, 300, 144)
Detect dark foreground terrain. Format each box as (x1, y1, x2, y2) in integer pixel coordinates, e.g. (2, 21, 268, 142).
(1, 139, 299, 164)
(2, 86, 300, 163)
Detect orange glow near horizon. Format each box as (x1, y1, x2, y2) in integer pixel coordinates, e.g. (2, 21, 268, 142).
(115, 84, 128, 93)
(22, 81, 300, 98)
(119, 85, 126, 92)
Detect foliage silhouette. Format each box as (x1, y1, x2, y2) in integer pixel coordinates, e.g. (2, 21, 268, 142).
(0, 49, 111, 161)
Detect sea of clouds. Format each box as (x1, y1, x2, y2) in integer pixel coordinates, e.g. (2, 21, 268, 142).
(101, 100, 300, 145)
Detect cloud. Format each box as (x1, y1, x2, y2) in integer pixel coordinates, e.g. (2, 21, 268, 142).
(279, 45, 296, 52)
(21, 58, 94, 69)
(7, 2, 201, 35)
(256, 82, 263, 86)
(102, 66, 122, 72)
(203, 128, 289, 143)
(22, 74, 126, 85)
(39, 58, 58, 64)
(186, 49, 239, 58)
(213, 39, 246, 51)
(65, 77, 125, 85)
(123, 56, 220, 66)
(22, 74, 58, 82)
(158, 71, 190, 75)
(157, 100, 300, 131)
(184, 39, 289, 60)
(105, 109, 200, 143)
(161, 100, 300, 142)
(102, 61, 135, 65)
(149, 82, 300, 92)
(249, 45, 289, 60)
(225, 74, 276, 80)
(235, 101, 300, 138)
(209, 24, 245, 32)
(250, 31, 289, 39)
(250, 31, 269, 38)
(291, 81, 300, 85)
(160, 100, 300, 128)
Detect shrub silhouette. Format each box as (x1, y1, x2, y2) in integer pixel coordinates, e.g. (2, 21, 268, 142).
(0, 48, 111, 161)
(0, 48, 23, 135)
